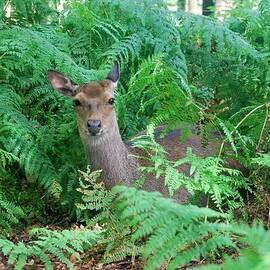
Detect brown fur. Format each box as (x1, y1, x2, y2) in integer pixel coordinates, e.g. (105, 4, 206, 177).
(74, 80, 116, 136)
(48, 71, 221, 203)
(73, 82, 221, 203)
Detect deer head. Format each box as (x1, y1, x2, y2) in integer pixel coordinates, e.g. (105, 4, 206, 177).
(47, 65, 120, 140)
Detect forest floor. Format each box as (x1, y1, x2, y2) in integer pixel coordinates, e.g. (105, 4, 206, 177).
(0, 195, 264, 269)
(0, 229, 144, 270)
(0, 226, 212, 270)
(0, 252, 143, 270)
(0, 250, 208, 270)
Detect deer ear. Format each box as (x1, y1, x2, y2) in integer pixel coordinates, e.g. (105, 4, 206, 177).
(47, 70, 79, 96)
(106, 64, 119, 84)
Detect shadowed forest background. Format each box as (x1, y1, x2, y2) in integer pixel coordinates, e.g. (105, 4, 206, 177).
(0, 0, 270, 269)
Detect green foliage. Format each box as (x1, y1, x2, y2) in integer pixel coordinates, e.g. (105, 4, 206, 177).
(116, 56, 198, 138)
(76, 170, 233, 268)
(0, 227, 99, 270)
(131, 125, 249, 217)
(65, 0, 188, 89)
(0, 192, 25, 234)
(76, 167, 115, 225)
(178, 5, 268, 120)
(0, 6, 104, 220)
(198, 223, 270, 270)
(0, 84, 62, 196)
(113, 185, 234, 270)
(77, 180, 270, 270)
(76, 167, 133, 263)
(1, 0, 268, 217)
(0, 149, 18, 169)
(2, 0, 59, 25)
(0, 0, 270, 268)
(252, 154, 270, 167)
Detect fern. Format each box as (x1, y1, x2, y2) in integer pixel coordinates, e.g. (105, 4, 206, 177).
(116, 56, 198, 138)
(0, 227, 99, 270)
(0, 85, 62, 196)
(0, 192, 25, 234)
(198, 222, 270, 270)
(252, 154, 270, 167)
(2, 0, 58, 25)
(101, 34, 143, 67)
(131, 124, 249, 216)
(0, 20, 105, 214)
(0, 149, 18, 169)
(113, 185, 234, 270)
(76, 172, 234, 268)
(65, 0, 189, 90)
(178, 11, 262, 60)
(0, 4, 270, 270)
(75, 167, 134, 263)
(76, 167, 115, 224)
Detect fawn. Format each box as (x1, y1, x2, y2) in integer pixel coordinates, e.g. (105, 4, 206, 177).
(48, 65, 220, 203)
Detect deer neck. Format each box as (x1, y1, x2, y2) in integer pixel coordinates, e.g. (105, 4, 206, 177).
(79, 117, 139, 188)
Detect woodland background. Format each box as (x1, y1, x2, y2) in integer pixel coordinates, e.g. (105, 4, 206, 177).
(0, 0, 270, 269)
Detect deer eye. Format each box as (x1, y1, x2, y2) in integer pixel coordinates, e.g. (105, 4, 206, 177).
(108, 98, 115, 105)
(73, 99, 81, 107)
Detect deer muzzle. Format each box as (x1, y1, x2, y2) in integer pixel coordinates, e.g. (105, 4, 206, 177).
(87, 119, 102, 136)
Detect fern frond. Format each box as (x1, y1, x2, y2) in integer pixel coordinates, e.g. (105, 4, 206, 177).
(0, 192, 25, 233)
(0, 227, 100, 270)
(113, 185, 232, 270)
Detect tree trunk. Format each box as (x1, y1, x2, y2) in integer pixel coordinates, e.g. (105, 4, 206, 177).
(215, 0, 234, 20)
(216, 0, 225, 19)
(188, 0, 197, 14)
(202, 0, 214, 16)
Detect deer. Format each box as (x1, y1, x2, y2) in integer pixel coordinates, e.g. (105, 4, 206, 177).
(48, 65, 223, 203)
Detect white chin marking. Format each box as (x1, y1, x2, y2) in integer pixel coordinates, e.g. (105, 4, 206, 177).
(89, 130, 104, 137)
(113, 81, 118, 88)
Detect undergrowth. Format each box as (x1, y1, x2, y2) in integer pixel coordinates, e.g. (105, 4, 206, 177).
(0, 227, 99, 270)
(0, 0, 270, 269)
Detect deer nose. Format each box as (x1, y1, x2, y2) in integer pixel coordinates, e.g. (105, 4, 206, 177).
(87, 119, 101, 135)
